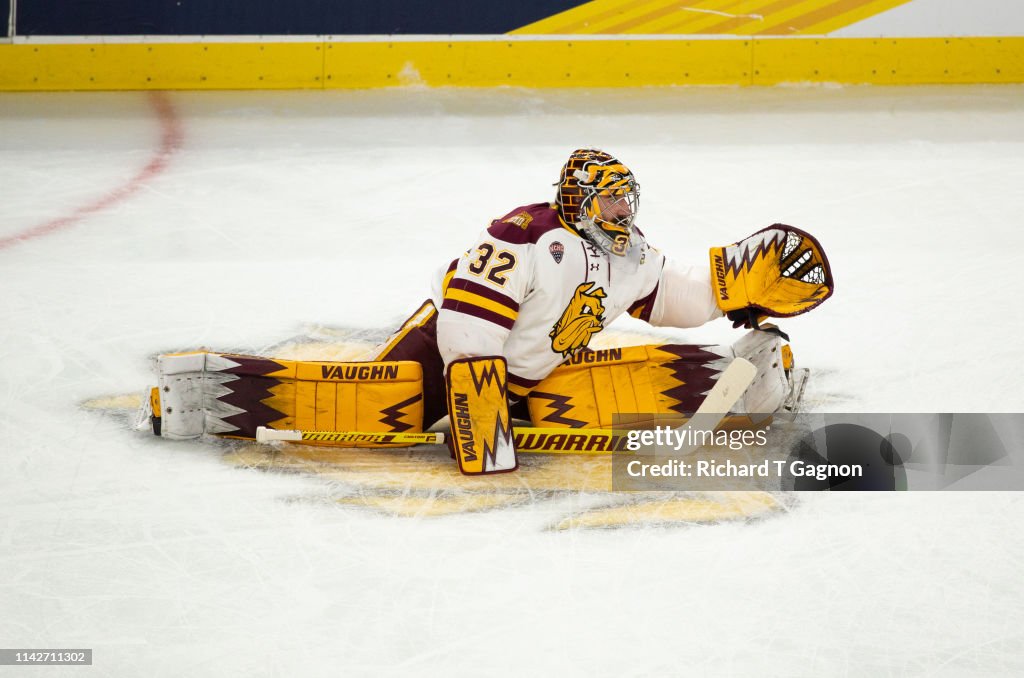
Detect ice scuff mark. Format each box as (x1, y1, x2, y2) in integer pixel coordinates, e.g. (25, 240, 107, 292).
(397, 62, 425, 86)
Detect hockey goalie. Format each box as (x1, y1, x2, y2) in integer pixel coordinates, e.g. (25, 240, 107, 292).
(144, 149, 833, 474)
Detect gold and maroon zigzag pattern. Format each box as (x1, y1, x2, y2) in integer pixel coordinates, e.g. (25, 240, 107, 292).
(207, 353, 424, 439)
(650, 344, 726, 415)
(379, 393, 422, 433)
(216, 355, 291, 437)
(720, 229, 787, 279)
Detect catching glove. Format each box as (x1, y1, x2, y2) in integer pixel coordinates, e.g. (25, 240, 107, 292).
(710, 224, 833, 320)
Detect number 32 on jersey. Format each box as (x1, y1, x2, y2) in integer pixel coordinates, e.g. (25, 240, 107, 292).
(468, 243, 517, 287)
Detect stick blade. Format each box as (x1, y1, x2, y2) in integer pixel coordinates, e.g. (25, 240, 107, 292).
(255, 426, 302, 443)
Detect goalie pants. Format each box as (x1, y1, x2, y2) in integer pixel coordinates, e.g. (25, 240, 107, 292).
(375, 300, 532, 428)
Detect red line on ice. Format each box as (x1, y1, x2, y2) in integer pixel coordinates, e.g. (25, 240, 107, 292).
(0, 91, 183, 251)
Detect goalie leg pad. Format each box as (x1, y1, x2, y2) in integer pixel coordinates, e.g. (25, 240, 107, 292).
(729, 329, 793, 415)
(445, 356, 517, 475)
(151, 352, 424, 446)
(528, 344, 729, 429)
(527, 331, 797, 429)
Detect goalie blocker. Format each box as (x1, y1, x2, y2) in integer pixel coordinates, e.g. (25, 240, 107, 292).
(446, 356, 517, 475)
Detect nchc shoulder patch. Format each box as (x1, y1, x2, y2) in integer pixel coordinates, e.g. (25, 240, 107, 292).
(445, 356, 517, 475)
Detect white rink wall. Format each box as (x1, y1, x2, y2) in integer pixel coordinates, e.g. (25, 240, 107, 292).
(835, 0, 1024, 37)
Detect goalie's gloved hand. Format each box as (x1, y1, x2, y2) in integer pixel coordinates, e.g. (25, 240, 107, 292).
(726, 308, 765, 330)
(726, 308, 791, 341)
(709, 225, 833, 319)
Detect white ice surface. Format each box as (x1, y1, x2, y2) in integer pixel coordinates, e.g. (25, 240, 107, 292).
(1, 86, 1023, 676)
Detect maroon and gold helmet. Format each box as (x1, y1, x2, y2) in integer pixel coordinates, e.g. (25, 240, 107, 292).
(555, 149, 640, 256)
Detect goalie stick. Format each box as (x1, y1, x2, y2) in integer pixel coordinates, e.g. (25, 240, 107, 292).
(256, 357, 758, 454)
(257, 429, 445, 446)
(255, 426, 625, 454)
(656, 356, 757, 457)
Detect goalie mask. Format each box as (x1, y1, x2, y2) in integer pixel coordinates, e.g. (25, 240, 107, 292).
(556, 149, 640, 257)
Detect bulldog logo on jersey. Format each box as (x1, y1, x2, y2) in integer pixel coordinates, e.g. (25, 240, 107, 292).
(549, 241, 564, 264)
(549, 282, 607, 357)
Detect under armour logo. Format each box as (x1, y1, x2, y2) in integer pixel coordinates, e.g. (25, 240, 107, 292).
(589, 263, 601, 271)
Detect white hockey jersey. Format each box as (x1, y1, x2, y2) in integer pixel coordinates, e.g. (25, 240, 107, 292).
(434, 202, 722, 400)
